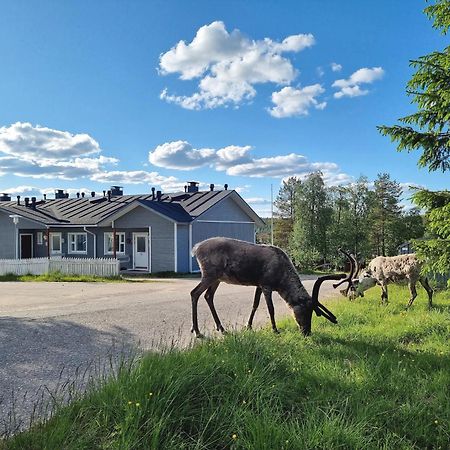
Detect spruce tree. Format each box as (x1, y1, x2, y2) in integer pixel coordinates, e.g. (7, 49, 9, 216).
(378, 0, 450, 275)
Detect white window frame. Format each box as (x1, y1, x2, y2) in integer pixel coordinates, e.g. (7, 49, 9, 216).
(36, 231, 43, 245)
(104, 232, 126, 255)
(68, 232, 87, 254)
(50, 232, 62, 255)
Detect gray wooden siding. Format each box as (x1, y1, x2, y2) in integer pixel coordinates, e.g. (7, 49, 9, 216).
(0, 210, 16, 259)
(191, 222, 255, 271)
(197, 197, 253, 222)
(44, 227, 95, 259)
(114, 206, 175, 272)
(176, 224, 190, 273)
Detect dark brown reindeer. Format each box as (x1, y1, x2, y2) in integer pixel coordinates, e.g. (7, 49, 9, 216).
(190, 237, 352, 337)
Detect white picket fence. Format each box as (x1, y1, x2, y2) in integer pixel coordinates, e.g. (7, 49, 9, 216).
(0, 257, 120, 277)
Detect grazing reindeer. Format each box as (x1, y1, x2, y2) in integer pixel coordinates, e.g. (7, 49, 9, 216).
(355, 254, 433, 308)
(190, 237, 350, 337)
(332, 249, 359, 300)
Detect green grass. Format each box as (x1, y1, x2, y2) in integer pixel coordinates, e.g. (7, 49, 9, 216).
(2, 286, 449, 449)
(0, 272, 128, 283)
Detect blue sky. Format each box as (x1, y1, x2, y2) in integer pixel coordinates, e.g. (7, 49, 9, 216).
(0, 0, 448, 215)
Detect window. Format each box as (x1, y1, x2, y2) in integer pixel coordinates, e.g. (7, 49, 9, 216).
(50, 233, 62, 255)
(104, 232, 125, 255)
(37, 232, 43, 245)
(68, 233, 87, 254)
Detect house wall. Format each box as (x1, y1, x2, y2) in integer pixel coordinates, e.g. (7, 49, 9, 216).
(176, 223, 190, 273)
(0, 210, 17, 259)
(0, 209, 47, 259)
(114, 206, 175, 272)
(190, 221, 255, 271)
(196, 197, 253, 222)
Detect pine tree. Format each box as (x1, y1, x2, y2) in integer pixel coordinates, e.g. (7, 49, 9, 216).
(273, 177, 299, 248)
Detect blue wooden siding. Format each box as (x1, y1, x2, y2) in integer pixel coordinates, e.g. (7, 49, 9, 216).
(176, 224, 190, 273)
(191, 222, 255, 271)
(197, 197, 252, 222)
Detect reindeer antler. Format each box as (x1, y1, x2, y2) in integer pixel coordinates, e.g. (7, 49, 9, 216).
(332, 248, 357, 295)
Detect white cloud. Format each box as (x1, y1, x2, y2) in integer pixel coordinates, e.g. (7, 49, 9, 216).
(148, 140, 350, 182)
(0, 122, 117, 179)
(228, 153, 339, 178)
(268, 84, 326, 118)
(149, 141, 252, 170)
(149, 141, 216, 170)
(159, 21, 315, 110)
(332, 67, 384, 99)
(331, 62, 342, 72)
(91, 170, 181, 189)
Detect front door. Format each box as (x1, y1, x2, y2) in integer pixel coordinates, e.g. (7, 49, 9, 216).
(133, 233, 149, 270)
(20, 234, 33, 259)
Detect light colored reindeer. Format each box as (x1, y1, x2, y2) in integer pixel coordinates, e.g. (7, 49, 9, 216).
(355, 254, 433, 308)
(190, 237, 351, 337)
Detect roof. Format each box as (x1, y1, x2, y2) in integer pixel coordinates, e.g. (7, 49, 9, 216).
(0, 189, 263, 227)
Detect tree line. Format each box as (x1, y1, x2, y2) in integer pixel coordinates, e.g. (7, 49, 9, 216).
(260, 172, 424, 270)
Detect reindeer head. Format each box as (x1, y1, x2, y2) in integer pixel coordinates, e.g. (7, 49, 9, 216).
(354, 271, 377, 297)
(294, 271, 349, 335)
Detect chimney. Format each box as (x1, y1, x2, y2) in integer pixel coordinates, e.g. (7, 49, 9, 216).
(210, 184, 214, 192)
(151, 187, 156, 200)
(187, 181, 199, 193)
(31, 197, 36, 209)
(76, 192, 80, 198)
(184, 185, 187, 193)
(224, 183, 228, 190)
(110, 186, 123, 197)
(0, 193, 11, 202)
(17, 195, 21, 206)
(156, 190, 162, 201)
(24, 197, 30, 207)
(65, 193, 69, 198)
(107, 190, 112, 202)
(43, 193, 47, 201)
(55, 189, 65, 199)
(81, 192, 85, 198)
(103, 190, 106, 197)
(91, 191, 95, 197)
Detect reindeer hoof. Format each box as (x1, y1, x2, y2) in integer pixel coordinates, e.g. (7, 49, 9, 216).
(196, 333, 205, 339)
(273, 329, 280, 335)
(246, 324, 253, 331)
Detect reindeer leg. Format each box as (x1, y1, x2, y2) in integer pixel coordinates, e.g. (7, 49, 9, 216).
(247, 287, 262, 330)
(190, 278, 215, 338)
(419, 277, 433, 308)
(380, 283, 388, 305)
(406, 280, 417, 309)
(204, 281, 226, 333)
(262, 288, 279, 334)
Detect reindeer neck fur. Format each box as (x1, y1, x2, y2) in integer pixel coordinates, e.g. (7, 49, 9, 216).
(277, 265, 311, 308)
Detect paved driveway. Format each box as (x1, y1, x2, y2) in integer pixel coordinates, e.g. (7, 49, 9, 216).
(0, 277, 338, 434)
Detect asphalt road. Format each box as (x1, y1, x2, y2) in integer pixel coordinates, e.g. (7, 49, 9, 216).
(0, 277, 338, 434)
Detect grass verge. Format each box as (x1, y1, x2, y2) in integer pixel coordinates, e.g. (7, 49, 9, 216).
(2, 285, 449, 449)
(0, 272, 155, 282)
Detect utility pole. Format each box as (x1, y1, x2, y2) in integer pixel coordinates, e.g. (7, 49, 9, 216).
(271, 184, 274, 245)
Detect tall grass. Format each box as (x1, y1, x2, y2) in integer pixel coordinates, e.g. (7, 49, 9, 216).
(2, 285, 449, 449)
